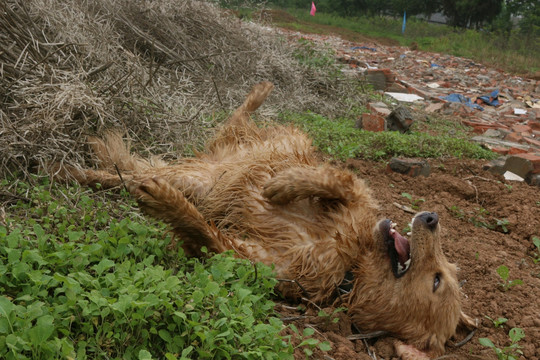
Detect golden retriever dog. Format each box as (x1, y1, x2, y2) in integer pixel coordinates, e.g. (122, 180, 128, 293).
(58, 82, 476, 358)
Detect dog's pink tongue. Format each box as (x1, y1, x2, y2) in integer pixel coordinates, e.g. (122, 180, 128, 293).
(391, 231, 410, 265)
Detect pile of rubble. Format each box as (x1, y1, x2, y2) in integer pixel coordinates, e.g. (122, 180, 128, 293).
(277, 30, 540, 186)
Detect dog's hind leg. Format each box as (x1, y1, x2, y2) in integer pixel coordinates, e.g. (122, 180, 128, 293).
(262, 166, 370, 206)
(207, 82, 274, 154)
(130, 176, 229, 257)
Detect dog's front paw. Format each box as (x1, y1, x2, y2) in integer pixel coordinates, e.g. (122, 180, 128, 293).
(394, 341, 431, 360)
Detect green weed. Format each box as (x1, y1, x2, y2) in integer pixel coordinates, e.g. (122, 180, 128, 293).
(469, 207, 492, 229)
(449, 205, 465, 219)
(496, 265, 523, 292)
(0, 179, 292, 359)
(288, 324, 331, 358)
(468, 208, 511, 233)
(495, 218, 510, 233)
(479, 327, 525, 360)
(401, 192, 424, 210)
(485, 315, 508, 328)
(317, 307, 346, 326)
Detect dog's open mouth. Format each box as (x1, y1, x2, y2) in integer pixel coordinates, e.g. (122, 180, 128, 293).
(380, 219, 411, 278)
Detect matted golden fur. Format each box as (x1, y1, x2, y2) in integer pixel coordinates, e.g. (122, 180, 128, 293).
(58, 82, 476, 358)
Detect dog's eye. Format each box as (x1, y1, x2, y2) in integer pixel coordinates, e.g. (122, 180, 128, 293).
(433, 273, 441, 292)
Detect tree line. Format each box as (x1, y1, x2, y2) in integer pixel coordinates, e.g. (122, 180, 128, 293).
(217, 0, 539, 37)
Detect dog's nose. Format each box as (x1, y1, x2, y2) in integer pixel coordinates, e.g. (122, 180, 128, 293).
(416, 212, 439, 230)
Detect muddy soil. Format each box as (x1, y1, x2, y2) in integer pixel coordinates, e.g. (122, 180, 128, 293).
(277, 158, 540, 360)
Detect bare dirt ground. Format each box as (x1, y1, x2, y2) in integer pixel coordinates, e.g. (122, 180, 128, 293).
(259, 12, 540, 359)
(277, 158, 540, 359)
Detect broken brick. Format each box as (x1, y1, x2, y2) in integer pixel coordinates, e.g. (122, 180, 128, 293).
(508, 147, 529, 155)
(358, 113, 386, 132)
(365, 69, 395, 91)
(511, 124, 532, 133)
(530, 120, 540, 131)
(424, 103, 444, 113)
(522, 136, 540, 148)
(386, 82, 409, 93)
(490, 146, 509, 155)
(504, 132, 524, 143)
(367, 102, 392, 116)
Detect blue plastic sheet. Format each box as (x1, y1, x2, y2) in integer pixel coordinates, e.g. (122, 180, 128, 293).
(477, 89, 500, 106)
(440, 93, 484, 111)
(440, 89, 500, 111)
(352, 46, 376, 52)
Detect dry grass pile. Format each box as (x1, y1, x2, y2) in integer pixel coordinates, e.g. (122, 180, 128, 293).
(0, 0, 363, 178)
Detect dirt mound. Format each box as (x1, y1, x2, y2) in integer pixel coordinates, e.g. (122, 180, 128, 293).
(0, 0, 363, 178)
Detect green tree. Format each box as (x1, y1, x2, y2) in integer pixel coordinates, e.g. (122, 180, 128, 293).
(389, 0, 440, 17)
(440, 0, 503, 28)
(507, 0, 540, 37)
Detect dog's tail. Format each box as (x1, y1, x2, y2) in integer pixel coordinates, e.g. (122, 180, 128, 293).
(87, 131, 166, 174)
(50, 131, 166, 188)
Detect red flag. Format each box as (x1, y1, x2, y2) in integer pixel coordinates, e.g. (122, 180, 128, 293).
(310, 2, 316, 16)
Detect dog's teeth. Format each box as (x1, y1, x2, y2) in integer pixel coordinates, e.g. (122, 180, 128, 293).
(390, 228, 396, 234)
(391, 222, 397, 228)
(403, 259, 411, 271)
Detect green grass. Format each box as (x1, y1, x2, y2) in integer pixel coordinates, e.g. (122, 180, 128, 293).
(0, 178, 293, 360)
(273, 9, 539, 75)
(277, 111, 497, 161)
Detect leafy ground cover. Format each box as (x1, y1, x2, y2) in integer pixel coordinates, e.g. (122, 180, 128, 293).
(277, 111, 497, 161)
(0, 178, 292, 359)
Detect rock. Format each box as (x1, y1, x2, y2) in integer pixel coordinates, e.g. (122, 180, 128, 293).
(483, 156, 507, 175)
(386, 106, 414, 133)
(502, 153, 540, 179)
(387, 158, 430, 177)
(483, 129, 502, 138)
(528, 174, 540, 187)
(503, 171, 524, 181)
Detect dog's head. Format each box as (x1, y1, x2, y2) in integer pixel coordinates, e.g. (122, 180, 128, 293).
(347, 211, 475, 357)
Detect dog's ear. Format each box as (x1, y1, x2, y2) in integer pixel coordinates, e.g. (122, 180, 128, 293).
(458, 310, 478, 330)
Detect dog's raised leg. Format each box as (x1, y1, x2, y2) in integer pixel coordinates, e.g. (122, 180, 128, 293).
(207, 82, 274, 154)
(130, 176, 229, 257)
(262, 166, 371, 206)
